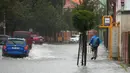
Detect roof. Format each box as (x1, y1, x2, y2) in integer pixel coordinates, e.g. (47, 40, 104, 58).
(63, 0, 83, 9)
(14, 31, 31, 33)
(72, 0, 83, 5)
(8, 38, 26, 41)
(14, 31, 28, 32)
(63, 0, 75, 8)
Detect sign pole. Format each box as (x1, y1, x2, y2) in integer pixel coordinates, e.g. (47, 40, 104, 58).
(99, 16, 113, 60)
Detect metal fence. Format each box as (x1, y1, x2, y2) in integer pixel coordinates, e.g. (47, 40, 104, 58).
(121, 32, 130, 64)
(87, 45, 92, 54)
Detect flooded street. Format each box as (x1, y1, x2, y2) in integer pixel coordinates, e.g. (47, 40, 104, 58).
(0, 44, 128, 73)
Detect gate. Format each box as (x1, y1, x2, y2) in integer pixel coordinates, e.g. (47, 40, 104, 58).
(128, 33, 130, 64)
(122, 32, 130, 64)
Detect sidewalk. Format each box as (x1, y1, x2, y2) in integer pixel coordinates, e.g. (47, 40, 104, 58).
(85, 44, 130, 73)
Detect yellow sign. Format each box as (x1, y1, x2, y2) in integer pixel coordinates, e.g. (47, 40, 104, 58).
(98, 16, 121, 61)
(99, 16, 113, 28)
(99, 15, 113, 60)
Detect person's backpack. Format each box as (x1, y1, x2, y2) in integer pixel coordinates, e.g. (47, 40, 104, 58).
(92, 37, 99, 47)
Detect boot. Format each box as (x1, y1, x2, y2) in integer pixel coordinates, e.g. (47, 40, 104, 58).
(91, 57, 94, 60)
(94, 57, 96, 60)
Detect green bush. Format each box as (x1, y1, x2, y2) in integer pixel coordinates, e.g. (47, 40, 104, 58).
(72, 10, 95, 32)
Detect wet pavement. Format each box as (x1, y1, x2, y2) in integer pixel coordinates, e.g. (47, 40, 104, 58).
(0, 43, 129, 73)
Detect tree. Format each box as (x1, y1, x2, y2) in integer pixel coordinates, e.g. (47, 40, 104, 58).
(47, 0, 64, 14)
(32, 0, 68, 37)
(0, 0, 71, 42)
(0, 0, 16, 34)
(73, 0, 107, 66)
(72, 10, 95, 66)
(63, 9, 75, 31)
(0, 0, 69, 38)
(72, 10, 95, 32)
(72, 0, 101, 66)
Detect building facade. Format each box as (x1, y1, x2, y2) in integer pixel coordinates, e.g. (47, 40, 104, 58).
(116, 0, 130, 32)
(116, 0, 130, 64)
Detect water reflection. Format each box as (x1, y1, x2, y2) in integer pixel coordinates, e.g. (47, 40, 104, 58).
(74, 66, 89, 73)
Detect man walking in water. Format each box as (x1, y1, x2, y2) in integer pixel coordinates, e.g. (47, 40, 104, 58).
(89, 32, 101, 60)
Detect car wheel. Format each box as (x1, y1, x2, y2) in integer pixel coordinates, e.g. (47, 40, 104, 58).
(23, 54, 28, 57)
(2, 54, 5, 56)
(40, 42, 43, 45)
(29, 45, 32, 50)
(26, 54, 29, 57)
(2, 53, 7, 57)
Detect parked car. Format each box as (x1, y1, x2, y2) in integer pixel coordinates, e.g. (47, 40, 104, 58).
(69, 35, 79, 43)
(32, 36, 44, 44)
(2, 38, 29, 57)
(0, 35, 10, 49)
(13, 31, 33, 49)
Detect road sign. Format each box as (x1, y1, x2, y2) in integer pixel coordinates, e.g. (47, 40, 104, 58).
(104, 17, 110, 26)
(100, 16, 113, 27)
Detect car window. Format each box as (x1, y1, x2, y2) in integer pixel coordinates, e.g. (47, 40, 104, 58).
(14, 33, 30, 38)
(7, 40, 25, 45)
(0, 36, 8, 45)
(71, 36, 76, 38)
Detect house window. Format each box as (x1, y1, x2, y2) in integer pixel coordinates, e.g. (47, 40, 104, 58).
(121, 0, 124, 6)
(121, 0, 124, 11)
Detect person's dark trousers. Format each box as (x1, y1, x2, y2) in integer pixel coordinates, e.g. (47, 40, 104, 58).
(91, 47, 98, 60)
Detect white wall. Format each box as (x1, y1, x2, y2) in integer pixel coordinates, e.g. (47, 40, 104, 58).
(116, 0, 130, 12)
(121, 14, 130, 32)
(116, 0, 121, 12)
(116, 0, 130, 32)
(116, 0, 130, 59)
(124, 0, 130, 10)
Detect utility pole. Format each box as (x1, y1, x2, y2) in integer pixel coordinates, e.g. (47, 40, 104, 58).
(3, 12, 6, 35)
(106, 0, 109, 15)
(105, 0, 109, 49)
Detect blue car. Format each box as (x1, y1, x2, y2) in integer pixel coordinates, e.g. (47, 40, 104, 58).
(2, 38, 29, 57)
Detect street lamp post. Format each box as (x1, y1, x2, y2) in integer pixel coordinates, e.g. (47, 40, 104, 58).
(104, 0, 109, 49)
(107, 0, 109, 15)
(3, 12, 6, 35)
